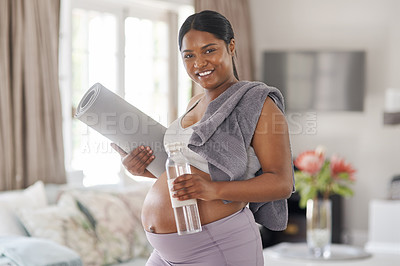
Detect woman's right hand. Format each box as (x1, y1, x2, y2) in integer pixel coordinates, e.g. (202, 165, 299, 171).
(110, 143, 156, 178)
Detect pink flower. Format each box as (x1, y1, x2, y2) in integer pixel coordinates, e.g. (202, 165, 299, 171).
(294, 150, 325, 175)
(330, 155, 356, 181)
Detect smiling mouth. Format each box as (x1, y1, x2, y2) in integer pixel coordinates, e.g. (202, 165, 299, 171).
(197, 70, 213, 77)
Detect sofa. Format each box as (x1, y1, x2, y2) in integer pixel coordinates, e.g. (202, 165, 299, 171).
(0, 180, 154, 265)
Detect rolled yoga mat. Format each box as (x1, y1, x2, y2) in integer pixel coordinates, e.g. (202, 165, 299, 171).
(75, 82, 168, 177)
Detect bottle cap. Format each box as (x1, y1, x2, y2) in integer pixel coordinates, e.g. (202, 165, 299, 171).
(165, 142, 185, 153)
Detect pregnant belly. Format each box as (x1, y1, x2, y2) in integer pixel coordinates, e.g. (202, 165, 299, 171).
(141, 169, 247, 234)
(141, 173, 176, 233)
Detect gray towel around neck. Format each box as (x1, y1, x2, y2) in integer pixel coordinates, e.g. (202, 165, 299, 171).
(188, 81, 292, 231)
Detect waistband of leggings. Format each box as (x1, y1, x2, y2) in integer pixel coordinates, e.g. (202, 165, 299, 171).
(145, 207, 246, 237)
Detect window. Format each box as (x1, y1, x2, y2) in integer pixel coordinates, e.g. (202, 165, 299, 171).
(60, 0, 194, 186)
(124, 17, 169, 125)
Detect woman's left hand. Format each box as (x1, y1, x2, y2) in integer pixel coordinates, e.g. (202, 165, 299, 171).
(171, 174, 218, 201)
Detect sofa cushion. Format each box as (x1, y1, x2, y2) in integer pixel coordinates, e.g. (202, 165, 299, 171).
(17, 192, 104, 265)
(69, 189, 152, 262)
(0, 181, 48, 237)
(17, 187, 152, 265)
(0, 236, 82, 266)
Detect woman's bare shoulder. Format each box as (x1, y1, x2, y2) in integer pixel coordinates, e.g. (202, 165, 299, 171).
(186, 92, 205, 111)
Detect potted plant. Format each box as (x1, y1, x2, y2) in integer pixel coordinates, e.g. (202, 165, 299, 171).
(294, 146, 356, 258)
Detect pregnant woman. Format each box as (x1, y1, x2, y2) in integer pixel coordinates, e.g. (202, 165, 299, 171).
(111, 10, 294, 266)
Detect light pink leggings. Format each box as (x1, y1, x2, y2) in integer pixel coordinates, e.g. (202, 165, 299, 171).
(145, 207, 264, 266)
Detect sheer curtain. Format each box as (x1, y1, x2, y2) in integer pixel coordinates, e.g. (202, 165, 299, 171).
(194, 0, 254, 81)
(0, 0, 65, 190)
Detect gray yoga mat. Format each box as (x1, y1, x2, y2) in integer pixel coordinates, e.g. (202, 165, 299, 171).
(75, 83, 167, 177)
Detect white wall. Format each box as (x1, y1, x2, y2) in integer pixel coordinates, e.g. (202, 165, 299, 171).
(249, 0, 400, 245)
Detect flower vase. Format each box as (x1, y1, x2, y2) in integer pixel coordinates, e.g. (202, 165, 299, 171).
(306, 198, 332, 258)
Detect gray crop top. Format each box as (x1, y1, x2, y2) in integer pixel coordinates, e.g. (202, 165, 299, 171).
(163, 100, 261, 177)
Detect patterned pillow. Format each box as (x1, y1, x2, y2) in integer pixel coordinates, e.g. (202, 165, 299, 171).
(116, 184, 150, 220)
(17, 187, 152, 265)
(67, 189, 152, 263)
(114, 187, 153, 258)
(17, 193, 104, 265)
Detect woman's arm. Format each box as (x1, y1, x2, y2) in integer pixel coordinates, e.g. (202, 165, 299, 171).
(171, 97, 293, 202)
(215, 97, 293, 202)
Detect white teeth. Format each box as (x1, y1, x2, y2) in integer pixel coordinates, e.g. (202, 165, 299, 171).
(198, 70, 212, 77)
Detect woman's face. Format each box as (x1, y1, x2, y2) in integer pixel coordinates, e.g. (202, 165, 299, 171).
(180, 29, 237, 91)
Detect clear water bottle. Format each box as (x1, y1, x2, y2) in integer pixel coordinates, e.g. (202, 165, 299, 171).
(165, 142, 202, 235)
